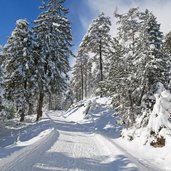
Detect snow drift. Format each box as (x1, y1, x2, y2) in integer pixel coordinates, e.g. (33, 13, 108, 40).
(122, 82, 171, 147)
(64, 97, 122, 135)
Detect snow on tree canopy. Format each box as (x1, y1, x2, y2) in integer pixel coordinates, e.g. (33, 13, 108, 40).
(16, 19, 28, 27)
(148, 83, 171, 135)
(122, 83, 171, 146)
(3, 18, 34, 121)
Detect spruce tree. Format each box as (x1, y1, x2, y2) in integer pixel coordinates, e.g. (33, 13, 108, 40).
(137, 10, 166, 88)
(163, 31, 171, 89)
(71, 51, 91, 101)
(0, 46, 4, 114)
(104, 37, 125, 102)
(33, 0, 72, 120)
(79, 13, 111, 97)
(114, 8, 141, 126)
(3, 19, 34, 121)
(71, 55, 83, 101)
(134, 11, 169, 129)
(112, 8, 168, 127)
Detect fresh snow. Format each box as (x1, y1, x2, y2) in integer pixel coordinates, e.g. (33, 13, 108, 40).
(0, 97, 169, 171)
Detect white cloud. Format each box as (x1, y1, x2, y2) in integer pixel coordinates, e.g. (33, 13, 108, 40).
(84, 0, 171, 35)
(79, 14, 92, 32)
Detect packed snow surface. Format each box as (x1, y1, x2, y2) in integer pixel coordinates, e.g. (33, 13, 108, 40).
(0, 97, 169, 171)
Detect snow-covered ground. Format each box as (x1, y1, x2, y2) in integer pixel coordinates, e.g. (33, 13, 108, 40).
(0, 97, 170, 171)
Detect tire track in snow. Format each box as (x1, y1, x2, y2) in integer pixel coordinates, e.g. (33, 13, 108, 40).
(46, 113, 140, 171)
(0, 129, 59, 171)
(0, 111, 162, 171)
(74, 121, 162, 171)
(96, 133, 162, 171)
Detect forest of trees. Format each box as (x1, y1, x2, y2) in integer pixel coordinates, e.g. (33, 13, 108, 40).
(0, 0, 72, 121)
(0, 1, 171, 144)
(71, 8, 171, 143)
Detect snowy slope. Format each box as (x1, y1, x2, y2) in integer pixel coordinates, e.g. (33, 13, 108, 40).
(0, 98, 167, 171)
(121, 84, 171, 171)
(64, 97, 164, 170)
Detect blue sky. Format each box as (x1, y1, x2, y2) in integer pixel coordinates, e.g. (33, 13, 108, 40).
(1, 0, 171, 56)
(0, 0, 40, 45)
(0, 0, 95, 54)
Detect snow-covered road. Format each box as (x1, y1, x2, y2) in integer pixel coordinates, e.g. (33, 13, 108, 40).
(0, 111, 161, 171)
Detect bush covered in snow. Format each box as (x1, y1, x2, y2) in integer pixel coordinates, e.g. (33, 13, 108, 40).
(122, 83, 171, 147)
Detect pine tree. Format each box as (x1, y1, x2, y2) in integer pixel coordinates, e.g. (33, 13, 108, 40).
(114, 8, 142, 126)
(164, 31, 171, 56)
(33, 0, 72, 120)
(78, 13, 111, 97)
(71, 55, 83, 101)
(111, 8, 168, 127)
(163, 31, 171, 89)
(133, 10, 169, 129)
(3, 19, 34, 121)
(0, 46, 4, 114)
(71, 51, 91, 101)
(103, 37, 125, 103)
(137, 10, 167, 88)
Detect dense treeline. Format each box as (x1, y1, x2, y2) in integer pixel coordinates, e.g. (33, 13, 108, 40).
(71, 8, 171, 142)
(1, 2, 171, 145)
(0, 0, 72, 121)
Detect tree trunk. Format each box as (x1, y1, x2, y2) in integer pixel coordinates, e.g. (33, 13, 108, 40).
(36, 92, 44, 121)
(20, 80, 27, 121)
(84, 79, 87, 98)
(139, 83, 146, 106)
(81, 61, 84, 100)
(20, 109, 25, 122)
(48, 93, 52, 110)
(28, 103, 34, 115)
(99, 39, 103, 98)
(84, 66, 88, 98)
(128, 90, 134, 126)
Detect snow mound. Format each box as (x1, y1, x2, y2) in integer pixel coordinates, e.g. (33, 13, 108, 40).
(148, 89, 171, 134)
(65, 105, 86, 122)
(64, 99, 87, 122)
(16, 19, 28, 26)
(64, 97, 122, 136)
(123, 83, 171, 148)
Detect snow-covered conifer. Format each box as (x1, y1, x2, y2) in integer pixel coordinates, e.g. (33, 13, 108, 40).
(114, 8, 142, 126)
(3, 19, 34, 121)
(77, 13, 111, 97)
(111, 8, 168, 127)
(163, 31, 171, 89)
(33, 0, 72, 120)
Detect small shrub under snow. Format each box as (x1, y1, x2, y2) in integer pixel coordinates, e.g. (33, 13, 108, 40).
(122, 83, 171, 147)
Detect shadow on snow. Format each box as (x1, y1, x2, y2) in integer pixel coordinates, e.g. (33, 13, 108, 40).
(34, 153, 138, 171)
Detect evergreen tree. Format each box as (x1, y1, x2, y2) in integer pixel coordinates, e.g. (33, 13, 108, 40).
(103, 37, 125, 103)
(71, 55, 83, 101)
(112, 8, 168, 127)
(114, 8, 142, 125)
(163, 31, 171, 88)
(72, 52, 91, 101)
(137, 10, 167, 88)
(33, 0, 72, 120)
(133, 10, 169, 128)
(0, 46, 4, 114)
(164, 31, 171, 56)
(3, 19, 34, 121)
(78, 13, 111, 97)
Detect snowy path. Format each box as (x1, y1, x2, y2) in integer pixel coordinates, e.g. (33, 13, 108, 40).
(0, 111, 161, 171)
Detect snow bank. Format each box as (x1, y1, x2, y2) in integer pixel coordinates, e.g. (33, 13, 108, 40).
(64, 99, 87, 122)
(64, 97, 122, 136)
(65, 105, 86, 122)
(148, 89, 171, 134)
(63, 96, 171, 170)
(122, 82, 171, 148)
